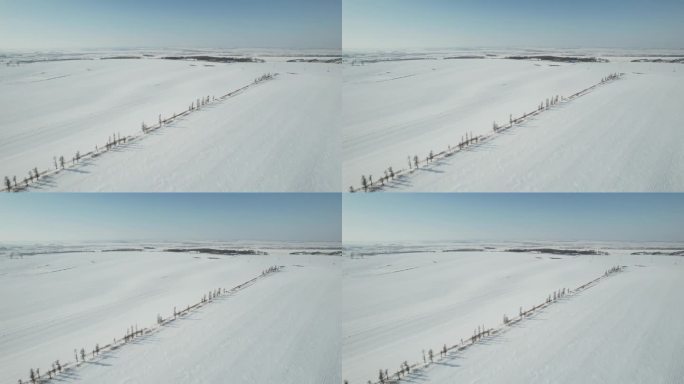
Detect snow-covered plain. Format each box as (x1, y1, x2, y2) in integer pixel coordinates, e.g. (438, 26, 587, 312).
(0, 52, 340, 191)
(0, 243, 341, 384)
(343, 52, 684, 191)
(342, 244, 684, 384)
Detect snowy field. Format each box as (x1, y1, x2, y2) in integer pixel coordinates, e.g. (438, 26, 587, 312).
(343, 51, 684, 191)
(342, 243, 684, 384)
(0, 51, 340, 191)
(0, 243, 341, 384)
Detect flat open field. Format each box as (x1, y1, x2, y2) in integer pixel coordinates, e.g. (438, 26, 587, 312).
(0, 244, 341, 384)
(342, 244, 684, 384)
(343, 55, 684, 191)
(0, 55, 340, 191)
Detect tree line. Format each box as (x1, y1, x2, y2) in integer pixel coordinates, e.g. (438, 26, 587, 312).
(348, 73, 625, 194)
(16, 266, 283, 384)
(346, 264, 626, 384)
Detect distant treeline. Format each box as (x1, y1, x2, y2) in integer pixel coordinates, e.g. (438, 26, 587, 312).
(289, 250, 343, 255)
(441, 248, 485, 252)
(101, 248, 144, 252)
(631, 250, 684, 256)
(164, 248, 268, 256)
(161, 56, 264, 63)
(287, 58, 342, 63)
(506, 55, 608, 63)
(631, 58, 684, 63)
(506, 248, 609, 256)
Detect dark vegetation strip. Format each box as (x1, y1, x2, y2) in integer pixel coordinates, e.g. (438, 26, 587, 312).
(506, 248, 609, 256)
(506, 55, 609, 63)
(164, 248, 268, 256)
(286, 58, 342, 63)
(631, 58, 684, 63)
(631, 250, 684, 256)
(289, 250, 343, 255)
(161, 55, 264, 63)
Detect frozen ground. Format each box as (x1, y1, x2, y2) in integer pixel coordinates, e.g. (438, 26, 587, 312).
(343, 53, 684, 191)
(0, 243, 341, 384)
(342, 244, 684, 384)
(0, 52, 340, 191)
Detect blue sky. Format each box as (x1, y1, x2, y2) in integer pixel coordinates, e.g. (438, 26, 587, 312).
(343, 194, 684, 242)
(343, 0, 684, 50)
(0, 0, 341, 50)
(0, 193, 341, 242)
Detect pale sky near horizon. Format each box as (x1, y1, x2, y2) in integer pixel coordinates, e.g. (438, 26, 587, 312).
(343, 194, 684, 243)
(1, 194, 682, 243)
(344, 0, 684, 50)
(0, 194, 342, 243)
(0, 0, 341, 50)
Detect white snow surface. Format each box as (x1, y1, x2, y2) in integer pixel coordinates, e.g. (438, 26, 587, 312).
(0, 246, 341, 384)
(343, 57, 684, 191)
(342, 247, 684, 384)
(413, 260, 684, 384)
(0, 57, 340, 191)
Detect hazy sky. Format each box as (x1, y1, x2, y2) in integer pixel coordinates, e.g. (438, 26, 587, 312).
(0, 0, 341, 50)
(0, 193, 341, 243)
(343, 194, 684, 243)
(344, 0, 684, 50)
